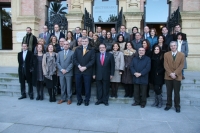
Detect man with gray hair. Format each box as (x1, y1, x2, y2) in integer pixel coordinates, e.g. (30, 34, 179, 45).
(73, 37, 95, 106)
(164, 41, 184, 113)
(57, 41, 74, 105)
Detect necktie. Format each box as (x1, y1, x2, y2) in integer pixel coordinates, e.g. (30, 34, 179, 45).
(83, 47, 86, 55)
(173, 54, 176, 60)
(76, 34, 79, 40)
(44, 33, 46, 39)
(64, 50, 66, 59)
(101, 53, 104, 65)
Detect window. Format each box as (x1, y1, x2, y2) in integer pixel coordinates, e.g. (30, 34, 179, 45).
(0, 5, 12, 50)
(93, 0, 118, 22)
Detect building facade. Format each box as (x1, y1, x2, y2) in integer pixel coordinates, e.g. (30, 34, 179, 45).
(0, 0, 199, 70)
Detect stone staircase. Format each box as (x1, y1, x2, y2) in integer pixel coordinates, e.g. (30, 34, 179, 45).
(0, 67, 200, 106)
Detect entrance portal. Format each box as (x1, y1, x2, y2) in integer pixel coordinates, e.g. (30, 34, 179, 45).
(94, 23, 116, 32)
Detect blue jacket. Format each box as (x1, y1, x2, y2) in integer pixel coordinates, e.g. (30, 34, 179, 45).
(130, 55, 151, 85)
(147, 36, 158, 49)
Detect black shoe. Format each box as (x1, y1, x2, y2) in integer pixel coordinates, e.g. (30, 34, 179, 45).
(40, 96, 43, 100)
(141, 105, 145, 108)
(85, 101, 89, 106)
(124, 94, 129, 97)
(132, 103, 140, 106)
(129, 95, 133, 98)
(18, 96, 26, 100)
(77, 101, 82, 106)
(164, 107, 171, 111)
(36, 96, 40, 100)
(176, 108, 180, 113)
(30, 97, 34, 100)
(104, 102, 109, 106)
(95, 101, 102, 105)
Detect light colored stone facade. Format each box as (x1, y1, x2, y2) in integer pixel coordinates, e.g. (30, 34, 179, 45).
(0, 0, 199, 70)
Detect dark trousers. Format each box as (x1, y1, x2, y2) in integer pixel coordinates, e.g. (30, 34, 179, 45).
(36, 81, 44, 97)
(96, 80, 110, 103)
(111, 82, 119, 97)
(134, 84, 147, 106)
(153, 84, 162, 95)
(165, 80, 181, 108)
(75, 74, 92, 102)
(20, 74, 33, 97)
(124, 84, 134, 96)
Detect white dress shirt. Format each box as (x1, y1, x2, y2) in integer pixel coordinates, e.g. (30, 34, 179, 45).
(177, 40, 182, 52)
(172, 51, 178, 56)
(55, 32, 60, 40)
(23, 50, 27, 61)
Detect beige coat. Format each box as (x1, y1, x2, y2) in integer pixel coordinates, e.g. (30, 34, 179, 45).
(110, 51, 125, 82)
(164, 51, 184, 81)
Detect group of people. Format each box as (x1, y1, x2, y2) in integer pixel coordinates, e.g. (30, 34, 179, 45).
(17, 23, 188, 113)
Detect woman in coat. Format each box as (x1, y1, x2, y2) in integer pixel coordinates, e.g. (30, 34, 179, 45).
(152, 35, 169, 55)
(90, 33, 100, 52)
(150, 45, 165, 108)
(31, 44, 44, 100)
(147, 28, 158, 49)
(66, 31, 76, 50)
(110, 42, 125, 98)
(103, 31, 115, 52)
(142, 39, 152, 97)
(122, 41, 137, 98)
(49, 35, 61, 53)
(117, 34, 126, 52)
(42, 44, 58, 102)
(176, 33, 189, 79)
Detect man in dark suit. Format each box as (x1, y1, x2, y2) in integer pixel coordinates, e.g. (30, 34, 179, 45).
(116, 25, 130, 42)
(111, 27, 116, 39)
(57, 41, 74, 105)
(164, 41, 185, 113)
(73, 37, 95, 106)
(22, 27, 37, 53)
(93, 44, 115, 106)
(39, 25, 51, 49)
(50, 24, 65, 43)
(132, 32, 143, 52)
(99, 29, 106, 43)
(142, 26, 150, 39)
(18, 43, 33, 100)
(172, 24, 187, 41)
(73, 27, 82, 40)
(162, 26, 173, 46)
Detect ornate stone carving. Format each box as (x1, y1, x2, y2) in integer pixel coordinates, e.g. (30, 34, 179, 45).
(71, 0, 81, 13)
(127, 0, 141, 12)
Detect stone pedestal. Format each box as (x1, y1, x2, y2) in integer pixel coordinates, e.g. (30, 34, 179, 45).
(181, 11, 200, 70)
(124, 12, 143, 33)
(66, 13, 83, 31)
(67, 0, 83, 31)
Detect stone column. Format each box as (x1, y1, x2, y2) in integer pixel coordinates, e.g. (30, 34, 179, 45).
(122, 0, 144, 33)
(180, 0, 200, 70)
(66, 0, 83, 31)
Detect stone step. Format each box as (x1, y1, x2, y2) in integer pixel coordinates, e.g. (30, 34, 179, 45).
(1, 86, 200, 106)
(0, 89, 199, 106)
(0, 73, 18, 78)
(0, 77, 19, 83)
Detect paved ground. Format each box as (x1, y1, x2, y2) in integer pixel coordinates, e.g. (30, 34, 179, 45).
(0, 96, 200, 133)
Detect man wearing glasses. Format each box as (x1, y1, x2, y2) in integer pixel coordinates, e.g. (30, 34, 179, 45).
(73, 37, 95, 106)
